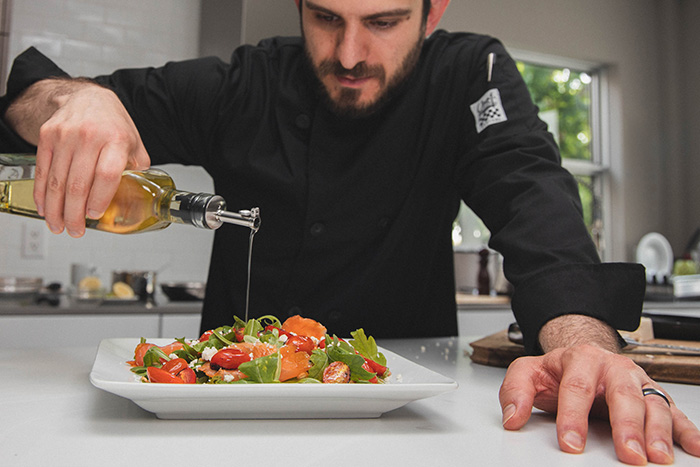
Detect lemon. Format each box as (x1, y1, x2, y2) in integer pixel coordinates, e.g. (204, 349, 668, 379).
(112, 281, 136, 298)
(78, 276, 102, 291)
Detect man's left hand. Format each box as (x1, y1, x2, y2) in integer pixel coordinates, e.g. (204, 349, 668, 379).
(498, 343, 700, 465)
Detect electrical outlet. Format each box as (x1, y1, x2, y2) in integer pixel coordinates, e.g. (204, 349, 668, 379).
(22, 222, 47, 259)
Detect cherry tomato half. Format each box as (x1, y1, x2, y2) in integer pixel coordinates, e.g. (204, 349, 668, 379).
(287, 335, 315, 354)
(363, 357, 387, 377)
(147, 366, 184, 384)
(199, 330, 213, 342)
(178, 367, 197, 384)
(162, 358, 188, 375)
(210, 348, 252, 370)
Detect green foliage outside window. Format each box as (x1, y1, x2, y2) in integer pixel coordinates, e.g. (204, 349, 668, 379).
(454, 61, 601, 249)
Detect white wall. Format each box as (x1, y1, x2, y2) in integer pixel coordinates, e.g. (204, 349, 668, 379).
(1, 0, 212, 289)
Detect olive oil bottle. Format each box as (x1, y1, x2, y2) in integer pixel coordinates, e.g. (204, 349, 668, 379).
(0, 154, 260, 234)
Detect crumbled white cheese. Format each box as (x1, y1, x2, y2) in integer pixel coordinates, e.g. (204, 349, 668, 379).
(201, 346, 218, 361)
(168, 353, 178, 359)
(223, 373, 235, 383)
(279, 334, 288, 343)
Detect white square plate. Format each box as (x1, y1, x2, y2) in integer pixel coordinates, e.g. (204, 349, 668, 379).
(89, 338, 458, 419)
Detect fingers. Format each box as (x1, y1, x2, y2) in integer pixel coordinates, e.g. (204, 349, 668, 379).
(31, 84, 149, 237)
(500, 346, 700, 465)
(498, 356, 553, 430)
(552, 349, 605, 454)
(671, 405, 700, 459)
(641, 386, 674, 464)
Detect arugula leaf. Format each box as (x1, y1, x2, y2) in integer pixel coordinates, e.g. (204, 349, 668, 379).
(258, 327, 284, 348)
(238, 352, 281, 383)
(308, 348, 329, 380)
(349, 329, 386, 366)
(174, 338, 199, 361)
(210, 328, 234, 346)
(130, 366, 147, 377)
(142, 346, 171, 367)
(325, 342, 375, 382)
(244, 318, 263, 337)
(233, 315, 247, 329)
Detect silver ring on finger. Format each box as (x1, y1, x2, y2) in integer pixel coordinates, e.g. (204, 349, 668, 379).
(642, 387, 670, 407)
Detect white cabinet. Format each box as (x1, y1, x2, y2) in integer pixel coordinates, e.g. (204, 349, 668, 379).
(457, 307, 513, 337)
(160, 313, 201, 339)
(0, 313, 160, 349)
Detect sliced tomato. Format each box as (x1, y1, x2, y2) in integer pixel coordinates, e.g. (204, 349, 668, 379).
(199, 330, 213, 342)
(287, 335, 315, 354)
(211, 347, 252, 370)
(147, 366, 184, 384)
(178, 367, 197, 384)
(162, 358, 188, 375)
(361, 361, 379, 384)
(363, 357, 387, 377)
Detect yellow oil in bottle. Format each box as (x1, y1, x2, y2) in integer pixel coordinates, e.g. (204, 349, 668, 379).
(0, 178, 42, 219)
(85, 169, 175, 234)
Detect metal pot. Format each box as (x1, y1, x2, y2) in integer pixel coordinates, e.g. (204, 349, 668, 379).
(161, 281, 206, 301)
(0, 277, 42, 305)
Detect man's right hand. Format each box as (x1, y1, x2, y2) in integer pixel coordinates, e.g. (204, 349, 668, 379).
(5, 78, 150, 237)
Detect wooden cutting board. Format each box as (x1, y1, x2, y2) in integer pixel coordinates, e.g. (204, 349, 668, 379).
(469, 328, 700, 385)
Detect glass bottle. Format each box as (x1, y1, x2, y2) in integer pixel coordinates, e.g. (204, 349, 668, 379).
(0, 154, 260, 234)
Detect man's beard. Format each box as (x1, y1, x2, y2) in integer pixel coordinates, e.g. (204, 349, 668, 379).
(306, 37, 424, 118)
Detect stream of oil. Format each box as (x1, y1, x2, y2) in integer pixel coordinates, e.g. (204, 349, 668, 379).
(244, 228, 255, 322)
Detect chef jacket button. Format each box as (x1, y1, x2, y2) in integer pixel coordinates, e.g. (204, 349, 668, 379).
(287, 306, 301, 317)
(295, 113, 311, 130)
(377, 217, 390, 229)
(310, 222, 326, 236)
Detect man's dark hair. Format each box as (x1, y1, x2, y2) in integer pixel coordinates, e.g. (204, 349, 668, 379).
(298, 0, 433, 23)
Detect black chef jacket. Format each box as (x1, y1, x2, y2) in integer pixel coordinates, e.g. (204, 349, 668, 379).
(0, 31, 645, 353)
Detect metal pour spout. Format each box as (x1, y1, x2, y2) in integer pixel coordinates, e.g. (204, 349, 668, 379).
(215, 207, 260, 232)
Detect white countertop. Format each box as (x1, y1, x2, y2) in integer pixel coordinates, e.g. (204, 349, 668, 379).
(1, 336, 699, 466)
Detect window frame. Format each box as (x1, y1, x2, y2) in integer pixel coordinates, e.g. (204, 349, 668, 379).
(509, 49, 612, 260)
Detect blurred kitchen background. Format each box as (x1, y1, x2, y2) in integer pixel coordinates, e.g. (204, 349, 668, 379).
(1, 0, 699, 297)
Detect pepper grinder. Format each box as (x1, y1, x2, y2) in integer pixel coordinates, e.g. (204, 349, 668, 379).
(478, 248, 491, 295)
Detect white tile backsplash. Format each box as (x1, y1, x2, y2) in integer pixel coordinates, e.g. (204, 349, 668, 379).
(1, 1, 219, 290)
(8, 0, 201, 74)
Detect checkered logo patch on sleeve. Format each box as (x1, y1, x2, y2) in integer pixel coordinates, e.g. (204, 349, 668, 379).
(470, 88, 508, 134)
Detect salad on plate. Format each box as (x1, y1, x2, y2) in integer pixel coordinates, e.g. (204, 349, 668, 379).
(128, 314, 390, 385)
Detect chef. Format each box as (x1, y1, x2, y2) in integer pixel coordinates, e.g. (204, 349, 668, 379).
(1, 0, 698, 464)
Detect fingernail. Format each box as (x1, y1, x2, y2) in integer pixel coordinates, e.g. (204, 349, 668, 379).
(562, 431, 585, 452)
(36, 204, 44, 217)
(502, 404, 516, 426)
(650, 440, 672, 460)
(67, 229, 81, 238)
(87, 209, 101, 219)
(47, 223, 62, 234)
(626, 439, 646, 461)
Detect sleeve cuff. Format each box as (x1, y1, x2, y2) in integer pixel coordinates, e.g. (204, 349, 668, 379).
(510, 262, 646, 354)
(0, 47, 70, 152)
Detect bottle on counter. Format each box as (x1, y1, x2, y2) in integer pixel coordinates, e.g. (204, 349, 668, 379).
(0, 154, 260, 234)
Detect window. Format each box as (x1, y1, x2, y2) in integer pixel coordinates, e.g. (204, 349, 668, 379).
(453, 52, 609, 258)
